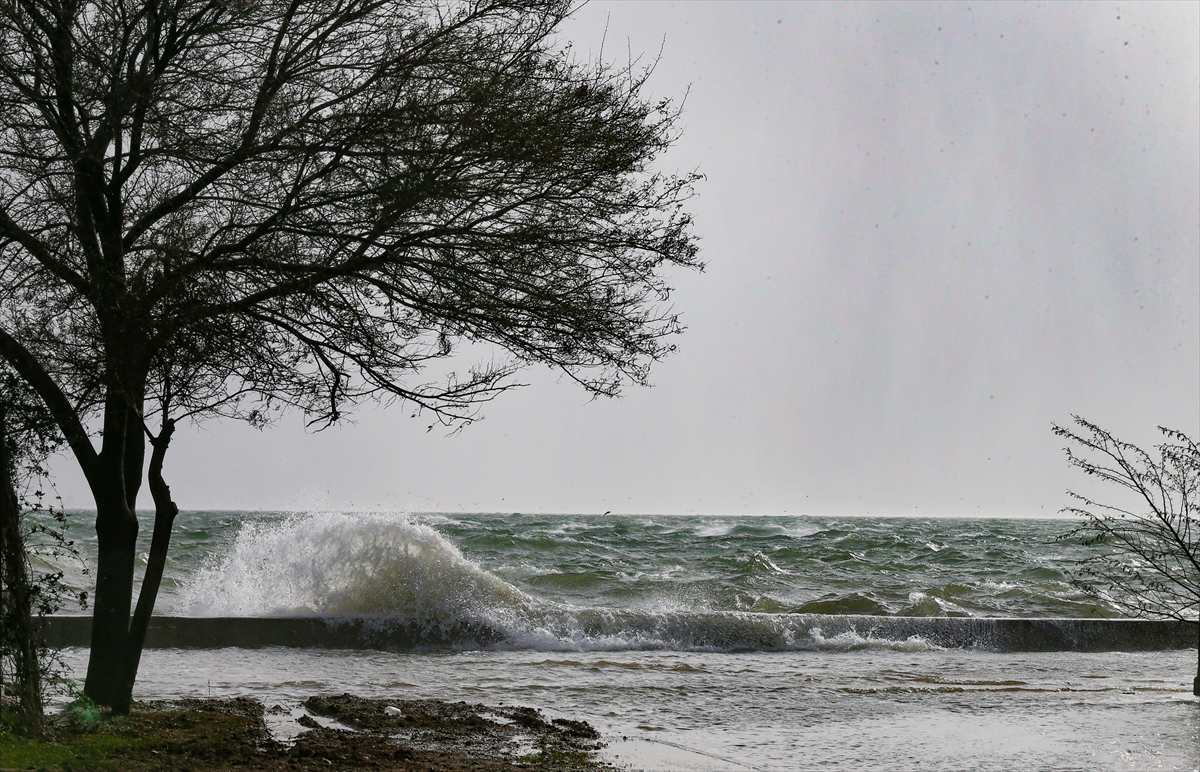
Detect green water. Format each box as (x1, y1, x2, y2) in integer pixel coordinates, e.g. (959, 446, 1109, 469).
(51, 511, 1114, 619)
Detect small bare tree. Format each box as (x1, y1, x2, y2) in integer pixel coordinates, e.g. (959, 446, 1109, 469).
(1055, 416, 1200, 695)
(1, 371, 87, 736)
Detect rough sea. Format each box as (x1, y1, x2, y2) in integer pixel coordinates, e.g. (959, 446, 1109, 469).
(51, 512, 1200, 770)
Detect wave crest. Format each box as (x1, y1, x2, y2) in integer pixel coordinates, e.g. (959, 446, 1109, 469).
(174, 512, 531, 621)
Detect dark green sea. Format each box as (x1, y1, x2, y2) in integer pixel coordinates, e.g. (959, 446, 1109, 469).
(128, 512, 1115, 623)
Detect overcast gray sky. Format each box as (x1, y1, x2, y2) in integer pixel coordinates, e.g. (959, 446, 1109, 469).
(53, 1, 1200, 516)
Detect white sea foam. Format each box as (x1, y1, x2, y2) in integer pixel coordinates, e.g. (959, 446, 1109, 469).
(809, 627, 944, 652)
(782, 525, 822, 539)
(742, 551, 787, 574)
(170, 512, 789, 651)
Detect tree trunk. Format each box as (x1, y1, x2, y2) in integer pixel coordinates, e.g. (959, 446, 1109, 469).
(77, 362, 159, 714)
(0, 411, 44, 736)
(83, 489, 138, 712)
(0, 472, 6, 711)
(83, 399, 142, 713)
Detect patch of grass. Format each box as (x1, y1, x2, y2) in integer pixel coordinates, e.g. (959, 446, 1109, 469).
(0, 728, 150, 768)
(0, 709, 257, 771)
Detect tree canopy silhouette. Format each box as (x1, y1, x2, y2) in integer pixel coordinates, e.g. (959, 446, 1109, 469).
(0, 0, 699, 711)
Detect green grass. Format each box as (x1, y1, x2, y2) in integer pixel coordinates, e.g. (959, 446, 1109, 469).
(0, 710, 253, 770)
(0, 729, 151, 769)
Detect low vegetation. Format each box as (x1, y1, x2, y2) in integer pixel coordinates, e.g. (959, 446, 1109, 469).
(0, 696, 611, 771)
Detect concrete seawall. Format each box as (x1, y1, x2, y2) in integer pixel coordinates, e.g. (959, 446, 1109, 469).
(41, 615, 1198, 652)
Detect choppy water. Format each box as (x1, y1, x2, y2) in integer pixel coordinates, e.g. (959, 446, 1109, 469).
(48, 511, 1199, 770)
(64, 511, 1118, 620)
(49, 511, 1128, 652)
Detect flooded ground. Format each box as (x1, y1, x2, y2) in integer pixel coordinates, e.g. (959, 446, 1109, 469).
(58, 647, 1199, 771)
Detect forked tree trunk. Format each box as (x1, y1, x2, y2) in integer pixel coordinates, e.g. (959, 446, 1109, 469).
(0, 411, 44, 736)
(63, 362, 178, 714)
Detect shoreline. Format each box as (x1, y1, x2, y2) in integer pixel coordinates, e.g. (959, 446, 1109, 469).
(40, 646, 1200, 771)
(40, 614, 1200, 652)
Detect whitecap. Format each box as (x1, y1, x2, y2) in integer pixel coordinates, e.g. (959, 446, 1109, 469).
(809, 626, 944, 652)
(782, 525, 822, 540)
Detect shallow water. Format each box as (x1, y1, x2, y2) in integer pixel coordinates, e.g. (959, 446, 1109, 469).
(58, 646, 1200, 771)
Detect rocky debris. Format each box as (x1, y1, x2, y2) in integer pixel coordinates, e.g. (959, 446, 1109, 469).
(552, 718, 601, 740)
(296, 714, 321, 729)
(302, 694, 606, 768)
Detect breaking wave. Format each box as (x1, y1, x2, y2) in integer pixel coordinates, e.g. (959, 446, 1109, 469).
(175, 512, 533, 619)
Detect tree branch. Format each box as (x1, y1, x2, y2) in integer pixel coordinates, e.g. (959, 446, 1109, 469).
(0, 323, 97, 481)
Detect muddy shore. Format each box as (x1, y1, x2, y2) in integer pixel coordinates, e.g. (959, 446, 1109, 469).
(0, 696, 615, 771)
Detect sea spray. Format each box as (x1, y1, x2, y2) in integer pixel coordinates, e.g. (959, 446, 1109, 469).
(174, 511, 533, 623)
(67, 511, 1118, 621)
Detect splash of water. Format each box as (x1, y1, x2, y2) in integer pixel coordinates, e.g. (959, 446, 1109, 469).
(173, 511, 532, 622)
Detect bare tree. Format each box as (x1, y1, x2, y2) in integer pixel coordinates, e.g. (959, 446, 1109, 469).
(1055, 417, 1200, 695)
(0, 0, 700, 711)
(1, 370, 86, 736)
